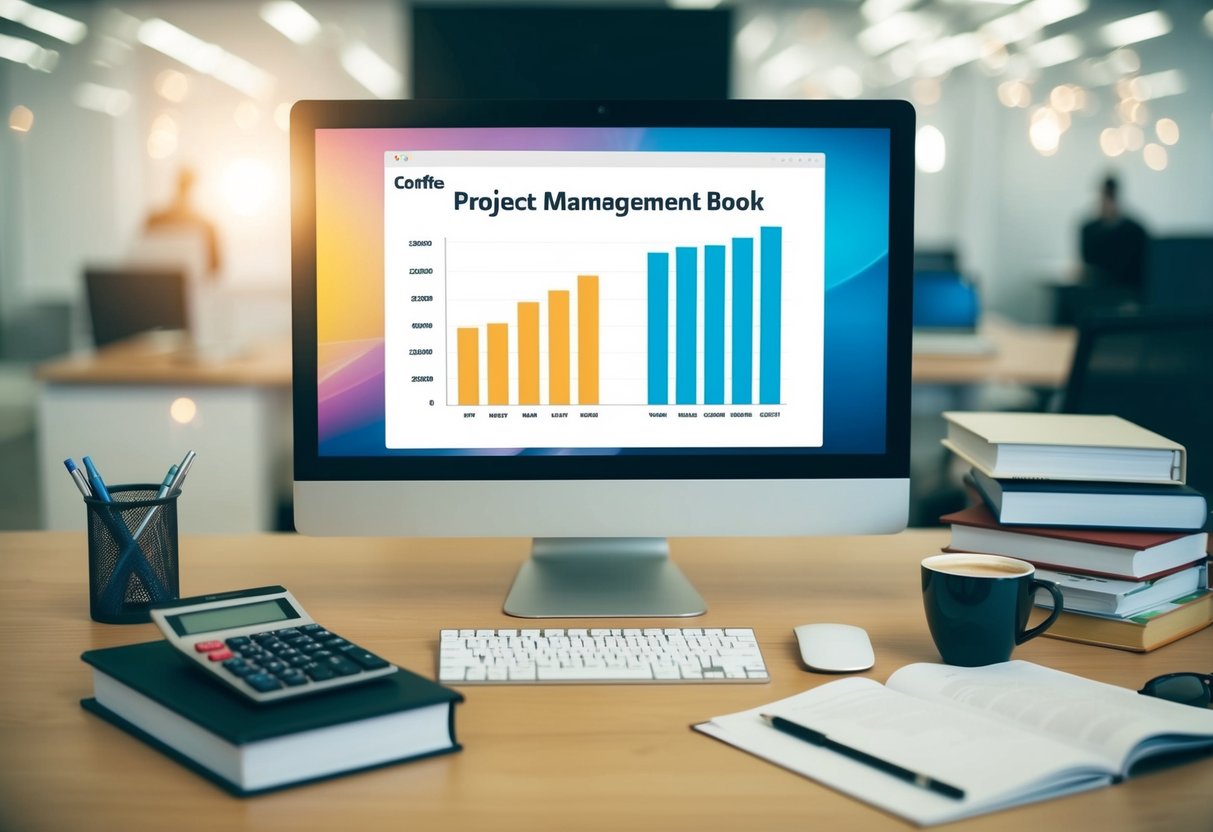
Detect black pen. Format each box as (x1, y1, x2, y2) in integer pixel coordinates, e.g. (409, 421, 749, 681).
(760, 714, 965, 801)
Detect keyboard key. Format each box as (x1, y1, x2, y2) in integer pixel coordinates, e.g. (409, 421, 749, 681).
(340, 645, 391, 669)
(207, 648, 234, 662)
(304, 664, 337, 682)
(245, 673, 283, 692)
(194, 640, 223, 653)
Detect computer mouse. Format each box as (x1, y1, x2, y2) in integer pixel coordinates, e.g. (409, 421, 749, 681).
(793, 623, 875, 673)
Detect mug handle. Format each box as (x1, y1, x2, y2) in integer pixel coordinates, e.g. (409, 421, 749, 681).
(1017, 578, 1064, 644)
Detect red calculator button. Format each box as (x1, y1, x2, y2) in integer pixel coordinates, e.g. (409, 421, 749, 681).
(208, 648, 234, 662)
(195, 640, 224, 653)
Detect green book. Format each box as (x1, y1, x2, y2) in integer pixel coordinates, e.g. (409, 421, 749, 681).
(81, 640, 462, 796)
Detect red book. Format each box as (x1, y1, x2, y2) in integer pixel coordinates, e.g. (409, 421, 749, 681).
(941, 504, 1209, 579)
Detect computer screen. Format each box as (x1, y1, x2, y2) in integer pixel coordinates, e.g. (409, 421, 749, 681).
(291, 100, 913, 617)
(84, 266, 189, 347)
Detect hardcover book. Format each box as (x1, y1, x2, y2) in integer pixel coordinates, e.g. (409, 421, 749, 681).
(81, 640, 463, 796)
(942, 412, 1186, 483)
(1043, 591, 1213, 652)
(970, 468, 1208, 531)
(942, 504, 1208, 579)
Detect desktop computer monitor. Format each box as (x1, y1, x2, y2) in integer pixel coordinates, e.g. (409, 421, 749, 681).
(291, 100, 914, 617)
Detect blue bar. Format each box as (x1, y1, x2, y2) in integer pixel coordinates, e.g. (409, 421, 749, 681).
(759, 226, 782, 404)
(704, 245, 725, 405)
(731, 237, 753, 405)
(647, 252, 669, 405)
(675, 246, 697, 405)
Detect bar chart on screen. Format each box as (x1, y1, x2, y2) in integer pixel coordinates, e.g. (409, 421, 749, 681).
(382, 150, 825, 450)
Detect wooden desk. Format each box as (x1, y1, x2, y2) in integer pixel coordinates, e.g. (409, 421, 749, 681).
(1, 531, 1209, 832)
(35, 337, 291, 533)
(912, 317, 1077, 387)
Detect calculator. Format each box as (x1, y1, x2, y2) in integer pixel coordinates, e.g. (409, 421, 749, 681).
(150, 585, 398, 704)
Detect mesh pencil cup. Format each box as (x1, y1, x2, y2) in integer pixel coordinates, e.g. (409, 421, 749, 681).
(85, 484, 181, 624)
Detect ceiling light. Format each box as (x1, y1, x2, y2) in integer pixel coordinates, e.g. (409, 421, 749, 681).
(74, 82, 131, 116)
(759, 45, 814, 90)
(0, 31, 57, 71)
(0, 0, 87, 45)
(258, 2, 321, 45)
(1100, 11, 1171, 48)
(860, 0, 916, 24)
(138, 19, 275, 98)
(735, 15, 776, 62)
(1028, 34, 1082, 68)
(1029, 107, 1062, 154)
(666, 0, 722, 8)
(983, 0, 1087, 45)
(339, 41, 402, 99)
(858, 12, 938, 56)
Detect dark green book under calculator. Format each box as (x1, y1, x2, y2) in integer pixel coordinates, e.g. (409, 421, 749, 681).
(81, 640, 463, 796)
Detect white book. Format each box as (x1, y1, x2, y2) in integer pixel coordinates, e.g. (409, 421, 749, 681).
(942, 412, 1186, 484)
(1034, 563, 1207, 617)
(694, 661, 1213, 826)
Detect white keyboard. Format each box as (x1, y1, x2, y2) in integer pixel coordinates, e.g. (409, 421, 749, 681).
(438, 627, 769, 684)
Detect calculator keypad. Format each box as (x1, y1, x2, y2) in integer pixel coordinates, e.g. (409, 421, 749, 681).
(212, 626, 390, 693)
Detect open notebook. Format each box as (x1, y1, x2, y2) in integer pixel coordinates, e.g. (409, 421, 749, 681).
(694, 661, 1213, 826)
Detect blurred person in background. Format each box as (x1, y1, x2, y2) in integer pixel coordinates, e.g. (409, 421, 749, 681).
(144, 167, 222, 282)
(1079, 175, 1149, 307)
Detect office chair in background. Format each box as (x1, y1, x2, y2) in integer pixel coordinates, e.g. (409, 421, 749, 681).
(1061, 309, 1213, 498)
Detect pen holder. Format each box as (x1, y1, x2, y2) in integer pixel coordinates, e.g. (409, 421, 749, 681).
(85, 484, 181, 624)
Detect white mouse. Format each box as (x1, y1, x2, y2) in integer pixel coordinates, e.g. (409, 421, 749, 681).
(793, 623, 875, 673)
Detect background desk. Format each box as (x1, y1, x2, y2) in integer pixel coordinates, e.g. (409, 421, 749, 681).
(912, 316, 1076, 388)
(1, 530, 1209, 832)
(36, 337, 291, 533)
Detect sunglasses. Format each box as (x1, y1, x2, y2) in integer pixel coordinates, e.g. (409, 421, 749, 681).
(1139, 672, 1213, 708)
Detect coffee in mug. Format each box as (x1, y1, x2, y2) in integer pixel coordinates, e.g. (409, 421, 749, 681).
(921, 553, 1064, 667)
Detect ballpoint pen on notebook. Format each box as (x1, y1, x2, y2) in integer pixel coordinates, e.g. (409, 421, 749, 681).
(760, 714, 965, 801)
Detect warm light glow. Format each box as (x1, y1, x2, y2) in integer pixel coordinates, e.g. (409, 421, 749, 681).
(169, 397, 198, 425)
(1049, 84, 1084, 113)
(915, 125, 946, 173)
(1118, 98, 1146, 125)
(234, 100, 260, 130)
(274, 101, 291, 131)
(138, 18, 275, 99)
(155, 69, 189, 103)
(221, 158, 274, 217)
(1099, 127, 1125, 157)
(1100, 11, 1171, 48)
(258, 1, 321, 44)
(997, 79, 1031, 108)
(911, 77, 941, 106)
(1028, 107, 1062, 154)
(147, 113, 178, 159)
(1155, 117, 1179, 146)
(1119, 123, 1144, 151)
(1143, 143, 1167, 171)
(8, 104, 33, 132)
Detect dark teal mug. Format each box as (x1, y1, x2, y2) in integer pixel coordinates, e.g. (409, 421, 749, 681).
(921, 553, 1064, 667)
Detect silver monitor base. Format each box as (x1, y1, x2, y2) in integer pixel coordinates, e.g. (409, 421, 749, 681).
(503, 537, 707, 618)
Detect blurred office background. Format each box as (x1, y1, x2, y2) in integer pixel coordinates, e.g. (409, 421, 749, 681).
(1, 0, 1211, 530)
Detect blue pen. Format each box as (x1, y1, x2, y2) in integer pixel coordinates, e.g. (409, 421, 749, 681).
(63, 459, 93, 499)
(81, 456, 111, 502)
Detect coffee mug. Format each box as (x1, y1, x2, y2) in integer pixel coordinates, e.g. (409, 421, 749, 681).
(921, 553, 1064, 667)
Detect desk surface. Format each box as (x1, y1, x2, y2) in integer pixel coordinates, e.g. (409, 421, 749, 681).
(1, 531, 1208, 832)
(35, 335, 292, 387)
(912, 316, 1076, 387)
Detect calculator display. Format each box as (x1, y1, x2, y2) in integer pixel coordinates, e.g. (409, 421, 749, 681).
(170, 598, 297, 635)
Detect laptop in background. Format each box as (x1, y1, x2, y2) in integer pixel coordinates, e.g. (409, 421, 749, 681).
(911, 271, 995, 355)
(83, 267, 189, 348)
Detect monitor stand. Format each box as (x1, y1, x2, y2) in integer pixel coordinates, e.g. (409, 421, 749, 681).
(503, 537, 706, 618)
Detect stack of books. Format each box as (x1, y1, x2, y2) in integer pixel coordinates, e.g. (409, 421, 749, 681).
(939, 412, 1212, 652)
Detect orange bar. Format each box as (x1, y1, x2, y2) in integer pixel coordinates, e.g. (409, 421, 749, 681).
(487, 323, 509, 405)
(457, 327, 479, 405)
(518, 302, 540, 405)
(577, 275, 599, 405)
(548, 290, 570, 405)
